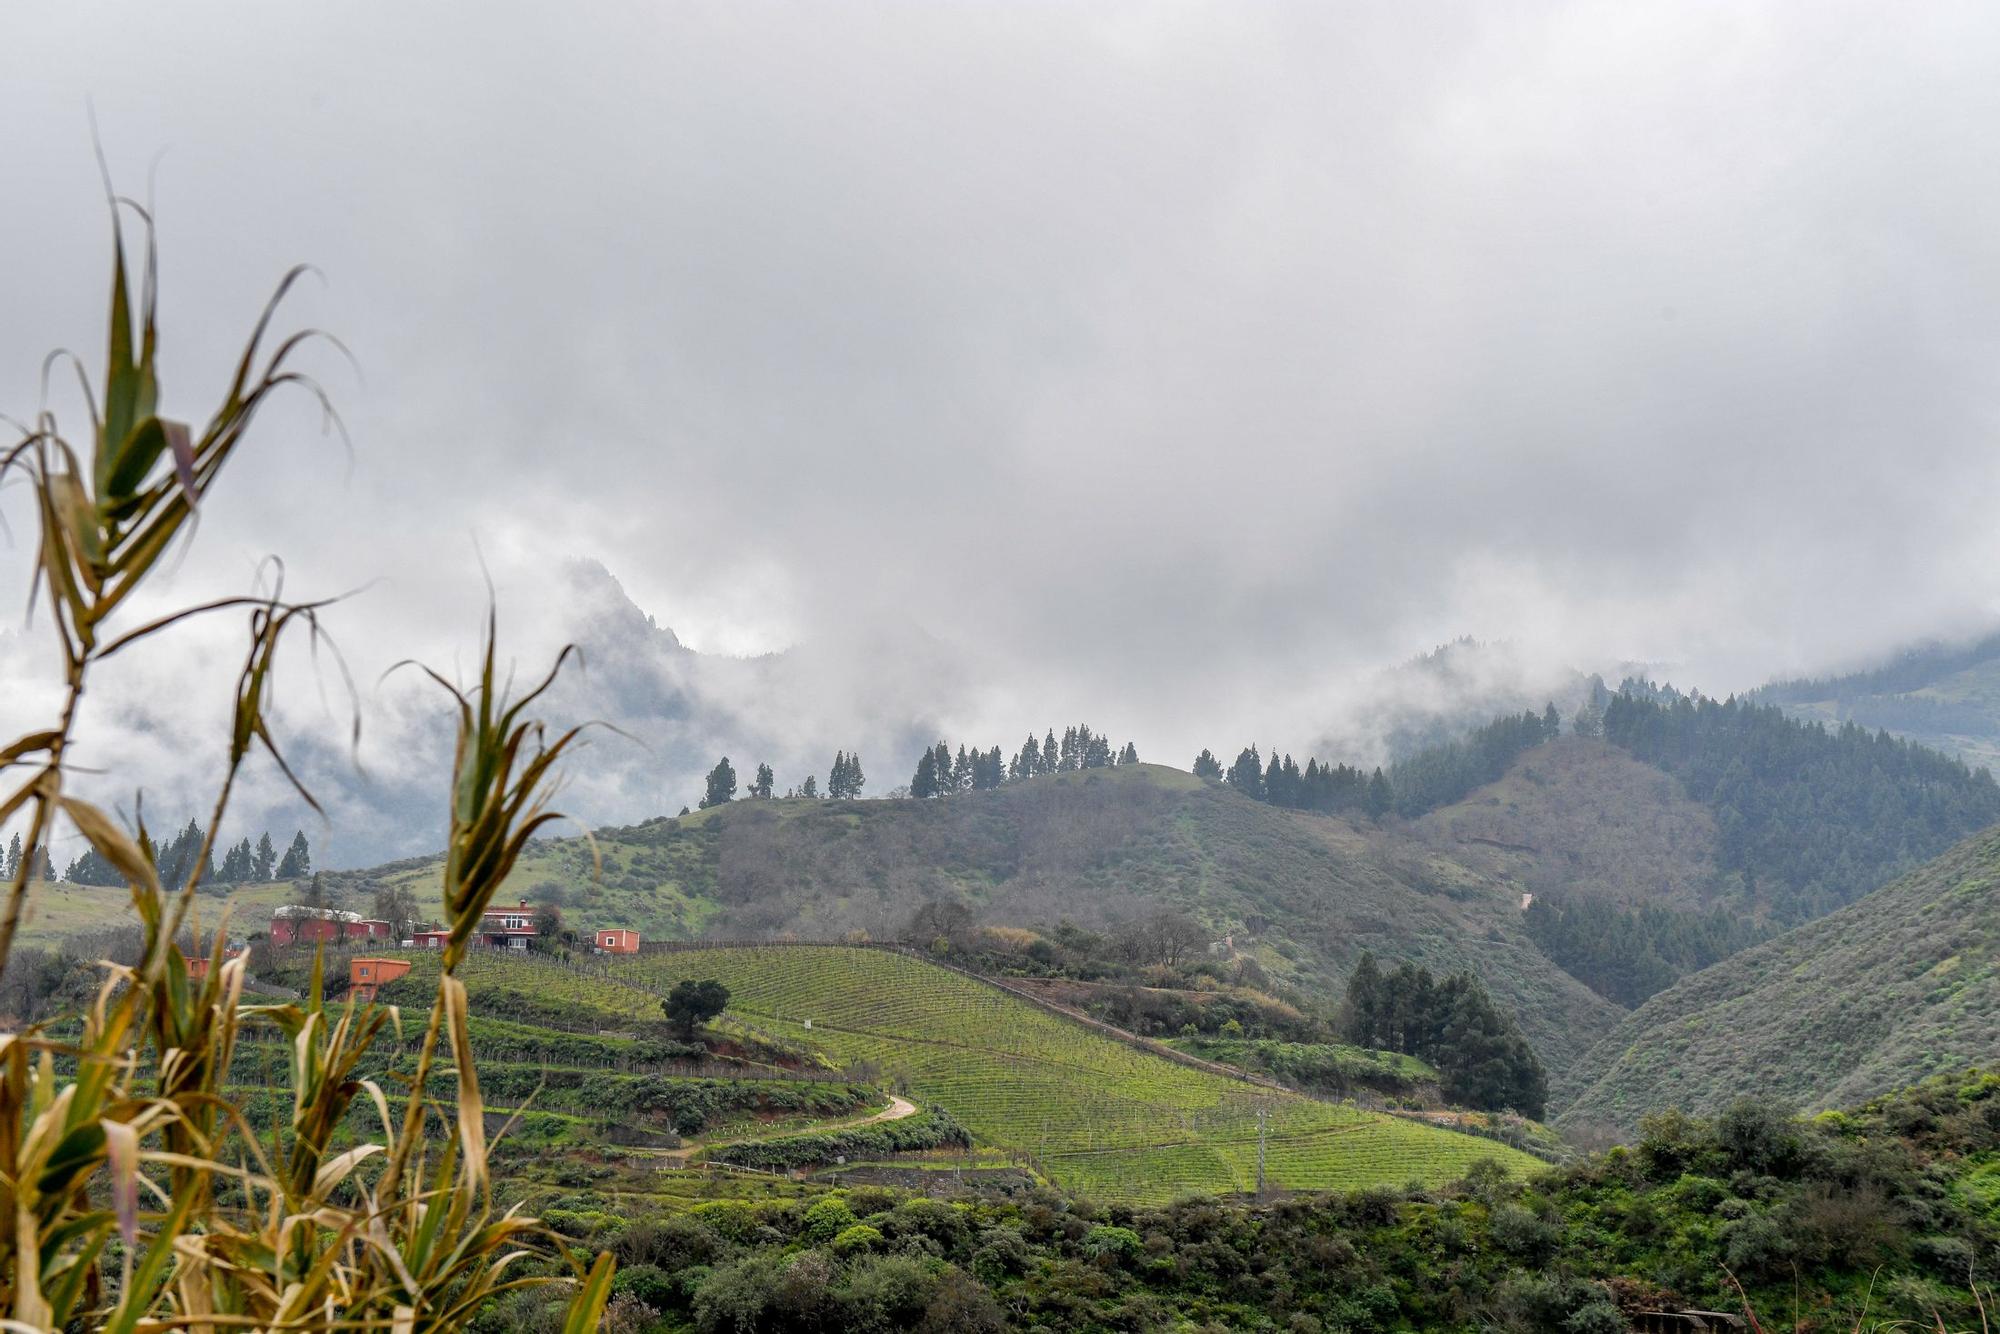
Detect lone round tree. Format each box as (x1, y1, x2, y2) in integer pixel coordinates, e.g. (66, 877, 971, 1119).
(663, 978, 730, 1039)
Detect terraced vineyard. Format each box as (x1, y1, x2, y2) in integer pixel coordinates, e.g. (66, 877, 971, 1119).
(597, 945, 1541, 1203)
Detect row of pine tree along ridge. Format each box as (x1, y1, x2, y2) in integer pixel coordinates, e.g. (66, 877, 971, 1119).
(696, 750, 866, 809)
(913, 725, 1138, 798)
(55, 824, 311, 888)
(688, 725, 1140, 810)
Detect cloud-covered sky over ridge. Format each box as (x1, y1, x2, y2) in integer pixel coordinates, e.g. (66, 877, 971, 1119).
(5, 2, 2000, 855)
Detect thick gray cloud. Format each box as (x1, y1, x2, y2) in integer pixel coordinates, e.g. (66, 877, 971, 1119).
(5, 3, 2000, 860)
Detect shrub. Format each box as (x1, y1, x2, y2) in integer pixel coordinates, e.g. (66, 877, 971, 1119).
(918, 1269, 1007, 1334)
(1565, 1300, 1628, 1334)
(971, 1231, 1032, 1284)
(616, 1216, 721, 1269)
(611, 1263, 676, 1315)
(832, 1225, 884, 1256)
(691, 1199, 762, 1243)
(887, 1198, 971, 1250)
(1081, 1225, 1144, 1263)
(1717, 1099, 1809, 1178)
(802, 1197, 859, 1244)
(840, 1255, 939, 1333)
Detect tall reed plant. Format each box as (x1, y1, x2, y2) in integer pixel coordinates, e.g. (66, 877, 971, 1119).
(0, 190, 612, 1332)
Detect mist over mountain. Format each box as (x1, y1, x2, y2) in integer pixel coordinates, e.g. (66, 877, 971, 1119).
(1750, 623, 2000, 771)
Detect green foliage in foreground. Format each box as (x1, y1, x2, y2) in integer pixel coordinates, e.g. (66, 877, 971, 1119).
(494, 1071, 2000, 1333)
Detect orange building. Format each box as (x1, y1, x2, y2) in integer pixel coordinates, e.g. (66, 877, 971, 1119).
(593, 928, 641, 954)
(182, 944, 244, 980)
(349, 956, 412, 1002)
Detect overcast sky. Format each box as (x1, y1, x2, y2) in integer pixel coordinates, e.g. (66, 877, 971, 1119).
(6, 3, 2000, 856)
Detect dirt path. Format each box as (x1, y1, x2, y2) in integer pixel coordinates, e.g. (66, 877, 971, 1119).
(657, 1093, 918, 1164)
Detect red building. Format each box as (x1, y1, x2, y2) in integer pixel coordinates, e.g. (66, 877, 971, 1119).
(410, 899, 549, 952)
(593, 928, 640, 954)
(269, 906, 393, 947)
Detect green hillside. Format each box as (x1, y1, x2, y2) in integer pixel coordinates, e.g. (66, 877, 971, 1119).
(595, 944, 1541, 1202)
(1556, 823, 2000, 1134)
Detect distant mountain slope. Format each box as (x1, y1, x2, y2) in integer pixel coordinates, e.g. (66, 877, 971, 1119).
(1408, 737, 1721, 910)
(1555, 823, 2000, 1134)
(1753, 629, 2000, 771)
(1601, 690, 2000, 922)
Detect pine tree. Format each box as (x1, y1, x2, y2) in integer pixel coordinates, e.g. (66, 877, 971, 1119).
(224, 836, 253, 882)
(158, 820, 215, 891)
(275, 830, 311, 880)
(1342, 952, 1386, 1048)
(65, 846, 122, 887)
(1192, 749, 1223, 781)
(1041, 730, 1058, 774)
(1226, 746, 1265, 798)
(748, 763, 775, 799)
(254, 831, 277, 881)
(699, 757, 738, 809)
(826, 752, 863, 800)
(1120, 741, 1138, 764)
(1542, 702, 1561, 739)
(911, 748, 940, 799)
(4, 833, 19, 878)
(1367, 768, 1393, 820)
(799, 774, 820, 799)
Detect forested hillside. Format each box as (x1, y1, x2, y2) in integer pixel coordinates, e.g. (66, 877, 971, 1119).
(1602, 690, 2000, 921)
(1557, 823, 2000, 1133)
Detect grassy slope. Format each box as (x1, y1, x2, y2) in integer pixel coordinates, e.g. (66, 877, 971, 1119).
(1408, 737, 1723, 910)
(600, 945, 1542, 1203)
(1556, 823, 2000, 1134)
(18, 763, 1628, 1075)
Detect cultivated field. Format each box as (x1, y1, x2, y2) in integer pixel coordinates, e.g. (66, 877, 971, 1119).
(592, 944, 1542, 1203)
